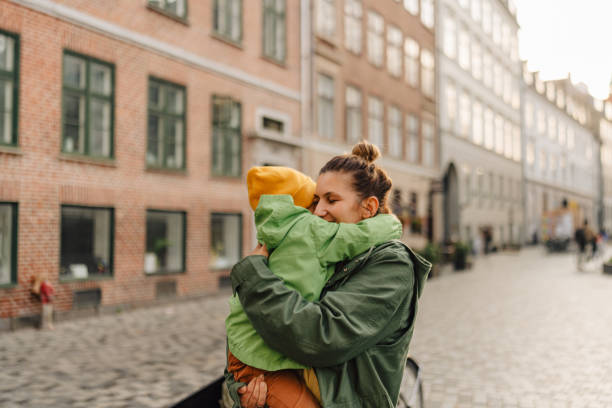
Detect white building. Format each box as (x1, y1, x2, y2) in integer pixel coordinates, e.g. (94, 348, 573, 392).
(436, 0, 523, 250)
(598, 94, 612, 234)
(521, 67, 601, 242)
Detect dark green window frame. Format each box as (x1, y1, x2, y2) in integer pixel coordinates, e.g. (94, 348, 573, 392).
(147, 0, 188, 20)
(59, 205, 114, 281)
(145, 209, 187, 275)
(211, 95, 241, 177)
(210, 212, 243, 270)
(147, 77, 187, 170)
(213, 0, 243, 44)
(0, 30, 19, 148)
(0, 202, 18, 287)
(61, 50, 115, 158)
(262, 0, 287, 63)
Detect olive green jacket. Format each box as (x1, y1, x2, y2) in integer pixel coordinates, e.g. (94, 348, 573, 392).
(226, 240, 430, 408)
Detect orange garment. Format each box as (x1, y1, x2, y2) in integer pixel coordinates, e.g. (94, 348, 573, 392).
(228, 351, 320, 408)
(247, 166, 316, 211)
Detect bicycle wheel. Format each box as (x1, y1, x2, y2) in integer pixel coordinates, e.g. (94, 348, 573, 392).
(397, 357, 424, 408)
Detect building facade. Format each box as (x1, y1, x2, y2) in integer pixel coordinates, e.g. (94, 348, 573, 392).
(597, 87, 612, 234)
(0, 0, 303, 325)
(521, 68, 601, 242)
(437, 0, 523, 249)
(303, 0, 440, 246)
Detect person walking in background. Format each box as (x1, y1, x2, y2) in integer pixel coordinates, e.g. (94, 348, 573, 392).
(575, 219, 592, 271)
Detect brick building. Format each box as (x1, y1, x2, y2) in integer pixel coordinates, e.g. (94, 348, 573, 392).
(302, 0, 440, 246)
(0, 0, 303, 327)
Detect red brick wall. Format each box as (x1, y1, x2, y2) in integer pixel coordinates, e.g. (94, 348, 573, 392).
(0, 1, 301, 319)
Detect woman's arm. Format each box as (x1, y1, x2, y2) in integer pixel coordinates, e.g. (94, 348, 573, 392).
(230, 246, 414, 367)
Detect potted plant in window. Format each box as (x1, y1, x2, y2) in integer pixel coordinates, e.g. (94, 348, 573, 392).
(153, 238, 171, 272)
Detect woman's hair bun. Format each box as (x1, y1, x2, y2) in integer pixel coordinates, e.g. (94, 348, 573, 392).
(351, 141, 381, 163)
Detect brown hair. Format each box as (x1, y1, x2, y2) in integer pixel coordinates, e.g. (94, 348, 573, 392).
(319, 141, 393, 214)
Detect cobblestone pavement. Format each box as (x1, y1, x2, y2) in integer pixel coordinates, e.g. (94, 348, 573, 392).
(1, 247, 612, 407)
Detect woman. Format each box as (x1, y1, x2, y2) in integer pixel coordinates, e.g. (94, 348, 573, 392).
(227, 141, 431, 408)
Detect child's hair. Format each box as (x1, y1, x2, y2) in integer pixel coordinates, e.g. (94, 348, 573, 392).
(319, 141, 393, 214)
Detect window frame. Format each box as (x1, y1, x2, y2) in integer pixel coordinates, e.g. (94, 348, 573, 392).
(59, 205, 114, 282)
(345, 84, 362, 144)
(344, 0, 363, 54)
(0, 29, 19, 148)
(147, 76, 187, 171)
(0, 202, 18, 288)
(145, 209, 187, 275)
(317, 73, 335, 139)
(61, 50, 115, 159)
(210, 212, 243, 271)
(368, 95, 384, 149)
(211, 95, 242, 178)
(147, 0, 189, 21)
(262, 0, 287, 64)
(212, 0, 243, 45)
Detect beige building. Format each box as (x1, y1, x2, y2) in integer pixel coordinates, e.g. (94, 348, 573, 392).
(302, 0, 440, 246)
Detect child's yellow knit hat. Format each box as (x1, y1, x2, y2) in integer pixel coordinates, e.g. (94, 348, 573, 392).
(247, 166, 316, 210)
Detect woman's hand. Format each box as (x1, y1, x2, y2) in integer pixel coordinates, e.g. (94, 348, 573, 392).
(238, 374, 267, 408)
(248, 243, 269, 258)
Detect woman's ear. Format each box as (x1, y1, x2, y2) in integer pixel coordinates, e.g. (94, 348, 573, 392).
(360, 196, 380, 219)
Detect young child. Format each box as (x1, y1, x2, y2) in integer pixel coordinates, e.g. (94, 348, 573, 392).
(225, 166, 402, 407)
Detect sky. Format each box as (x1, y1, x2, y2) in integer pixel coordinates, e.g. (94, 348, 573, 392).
(514, 0, 612, 100)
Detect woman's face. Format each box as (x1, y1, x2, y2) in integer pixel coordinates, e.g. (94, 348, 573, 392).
(313, 171, 365, 224)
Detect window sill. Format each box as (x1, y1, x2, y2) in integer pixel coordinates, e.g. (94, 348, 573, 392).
(146, 165, 188, 175)
(59, 153, 117, 167)
(59, 275, 113, 283)
(144, 270, 185, 276)
(210, 32, 243, 50)
(0, 145, 23, 156)
(261, 55, 287, 69)
(315, 34, 338, 48)
(210, 173, 242, 181)
(0, 283, 18, 289)
(146, 4, 189, 25)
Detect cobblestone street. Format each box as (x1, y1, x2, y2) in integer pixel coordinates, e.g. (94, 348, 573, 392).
(1, 247, 612, 407)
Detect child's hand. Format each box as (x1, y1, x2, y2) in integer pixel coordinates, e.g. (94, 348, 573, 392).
(248, 243, 269, 258)
(238, 374, 267, 408)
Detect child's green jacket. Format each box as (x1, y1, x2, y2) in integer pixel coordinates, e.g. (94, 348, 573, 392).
(226, 194, 402, 371)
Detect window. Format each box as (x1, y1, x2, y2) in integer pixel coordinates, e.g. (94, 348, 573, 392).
(368, 96, 383, 148)
(145, 210, 185, 274)
(504, 120, 513, 159)
(60, 206, 113, 280)
(539, 151, 546, 174)
(317, 0, 336, 38)
(494, 114, 503, 154)
(558, 123, 566, 146)
(147, 78, 185, 169)
(407, 113, 420, 163)
(404, 37, 419, 87)
(484, 108, 493, 150)
(492, 12, 501, 44)
(472, 41, 482, 80)
(421, 49, 435, 98)
(503, 70, 511, 103)
(213, 0, 242, 43)
(459, 92, 471, 138)
(548, 115, 557, 141)
(0, 203, 17, 286)
(458, 0, 470, 10)
(212, 95, 241, 177)
(403, 0, 418, 15)
(502, 23, 510, 54)
(537, 110, 546, 136)
(471, 0, 482, 22)
(526, 141, 535, 167)
(458, 28, 470, 71)
(367, 11, 384, 67)
(494, 63, 503, 96)
(346, 85, 362, 144)
(513, 125, 521, 162)
(388, 106, 402, 158)
(422, 116, 435, 167)
(443, 16, 456, 59)
(420, 0, 434, 29)
(482, 0, 491, 34)
(344, 0, 363, 53)
(148, 0, 187, 19)
(524, 101, 534, 129)
(263, 0, 286, 62)
(446, 82, 457, 130)
(317, 74, 335, 139)
(473, 100, 483, 145)
(567, 127, 575, 149)
(62, 52, 114, 158)
(0, 31, 18, 147)
(387, 25, 402, 77)
(210, 213, 242, 270)
(483, 52, 492, 89)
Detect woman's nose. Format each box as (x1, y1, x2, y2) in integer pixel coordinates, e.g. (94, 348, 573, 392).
(314, 202, 327, 217)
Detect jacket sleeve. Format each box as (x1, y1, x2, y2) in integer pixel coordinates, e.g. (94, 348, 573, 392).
(312, 214, 403, 264)
(230, 251, 414, 367)
(255, 195, 308, 249)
